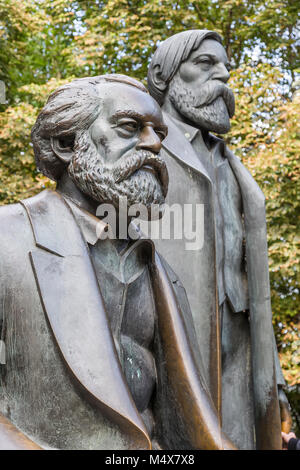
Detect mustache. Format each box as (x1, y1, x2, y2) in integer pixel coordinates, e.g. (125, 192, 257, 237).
(113, 150, 169, 197)
(194, 80, 235, 118)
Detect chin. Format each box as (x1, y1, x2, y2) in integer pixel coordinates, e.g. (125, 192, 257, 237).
(178, 96, 232, 135)
(190, 112, 231, 135)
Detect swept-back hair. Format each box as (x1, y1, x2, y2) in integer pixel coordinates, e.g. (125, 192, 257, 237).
(31, 74, 147, 181)
(147, 30, 222, 105)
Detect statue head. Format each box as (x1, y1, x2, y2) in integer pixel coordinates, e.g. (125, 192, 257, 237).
(31, 75, 169, 215)
(147, 30, 235, 134)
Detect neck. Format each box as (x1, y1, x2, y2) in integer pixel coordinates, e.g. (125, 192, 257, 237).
(56, 172, 133, 238)
(56, 172, 98, 215)
(162, 96, 184, 122)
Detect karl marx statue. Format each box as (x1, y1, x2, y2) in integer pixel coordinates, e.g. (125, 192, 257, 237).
(147, 30, 291, 450)
(0, 74, 235, 450)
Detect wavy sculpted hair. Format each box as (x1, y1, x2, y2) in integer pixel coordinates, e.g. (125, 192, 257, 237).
(31, 74, 148, 181)
(147, 30, 222, 106)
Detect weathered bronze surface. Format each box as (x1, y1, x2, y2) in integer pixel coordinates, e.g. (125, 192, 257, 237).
(147, 30, 291, 450)
(0, 74, 235, 449)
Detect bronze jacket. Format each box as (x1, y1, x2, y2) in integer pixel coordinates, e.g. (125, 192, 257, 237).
(0, 189, 233, 450)
(152, 112, 284, 450)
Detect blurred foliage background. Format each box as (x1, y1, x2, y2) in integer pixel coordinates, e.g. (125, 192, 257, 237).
(0, 0, 299, 430)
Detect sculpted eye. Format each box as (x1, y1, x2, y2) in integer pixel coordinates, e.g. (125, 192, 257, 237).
(119, 120, 139, 132)
(112, 118, 140, 137)
(198, 59, 213, 70)
(155, 129, 167, 141)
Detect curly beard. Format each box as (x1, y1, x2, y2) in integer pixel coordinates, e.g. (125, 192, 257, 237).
(68, 131, 168, 217)
(168, 74, 235, 134)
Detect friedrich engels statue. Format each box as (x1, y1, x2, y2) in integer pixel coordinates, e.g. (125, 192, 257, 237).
(0, 74, 236, 450)
(147, 29, 291, 450)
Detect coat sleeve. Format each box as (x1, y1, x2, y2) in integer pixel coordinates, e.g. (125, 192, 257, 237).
(273, 332, 286, 386)
(0, 204, 42, 450)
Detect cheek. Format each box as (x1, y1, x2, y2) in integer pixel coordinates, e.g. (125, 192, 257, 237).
(179, 63, 208, 85)
(89, 121, 111, 156)
(106, 139, 137, 163)
(90, 129, 111, 161)
(90, 128, 138, 164)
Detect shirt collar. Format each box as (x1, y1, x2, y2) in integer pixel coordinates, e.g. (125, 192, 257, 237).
(63, 195, 150, 250)
(170, 116, 199, 143)
(168, 114, 225, 153)
(63, 196, 108, 246)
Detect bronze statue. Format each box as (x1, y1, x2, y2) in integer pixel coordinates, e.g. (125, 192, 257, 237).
(0, 74, 235, 450)
(147, 30, 291, 450)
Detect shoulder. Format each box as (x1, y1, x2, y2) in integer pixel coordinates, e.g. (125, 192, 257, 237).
(0, 200, 34, 282)
(0, 192, 56, 254)
(0, 201, 28, 237)
(0, 190, 57, 227)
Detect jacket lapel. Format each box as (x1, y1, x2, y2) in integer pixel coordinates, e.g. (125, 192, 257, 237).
(162, 115, 224, 416)
(162, 112, 212, 183)
(21, 190, 150, 449)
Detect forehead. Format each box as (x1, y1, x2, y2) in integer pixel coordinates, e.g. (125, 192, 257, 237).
(96, 82, 164, 124)
(189, 38, 228, 63)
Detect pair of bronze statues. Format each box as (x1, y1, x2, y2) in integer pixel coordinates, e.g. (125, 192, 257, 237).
(0, 30, 291, 450)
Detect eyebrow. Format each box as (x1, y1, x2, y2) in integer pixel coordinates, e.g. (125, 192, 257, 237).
(194, 53, 218, 60)
(110, 110, 145, 122)
(193, 53, 230, 67)
(110, 110, 168, 133)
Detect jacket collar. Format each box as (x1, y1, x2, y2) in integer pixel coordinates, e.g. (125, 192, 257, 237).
(170, 116, 199, 143)
(63, 195, 108, 246)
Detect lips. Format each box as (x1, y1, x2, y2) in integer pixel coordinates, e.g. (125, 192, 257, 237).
(141, 163, 158, 177)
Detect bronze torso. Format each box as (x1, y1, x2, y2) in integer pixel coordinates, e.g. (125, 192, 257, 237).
(0, 190, 234, 450)
(151, 112, 284, 450)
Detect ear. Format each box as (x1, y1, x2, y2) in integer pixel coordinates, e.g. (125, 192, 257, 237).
(50, 135, 75, 164)
(150, 64, 167, 95)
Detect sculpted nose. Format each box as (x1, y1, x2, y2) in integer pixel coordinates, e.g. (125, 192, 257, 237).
(136, 126, 162, 154)
(213, 63, 230, 83)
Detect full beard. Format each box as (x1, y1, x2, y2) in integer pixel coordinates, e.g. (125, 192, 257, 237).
(68, 131, 168, 218)
(169, 75, 235, 134)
